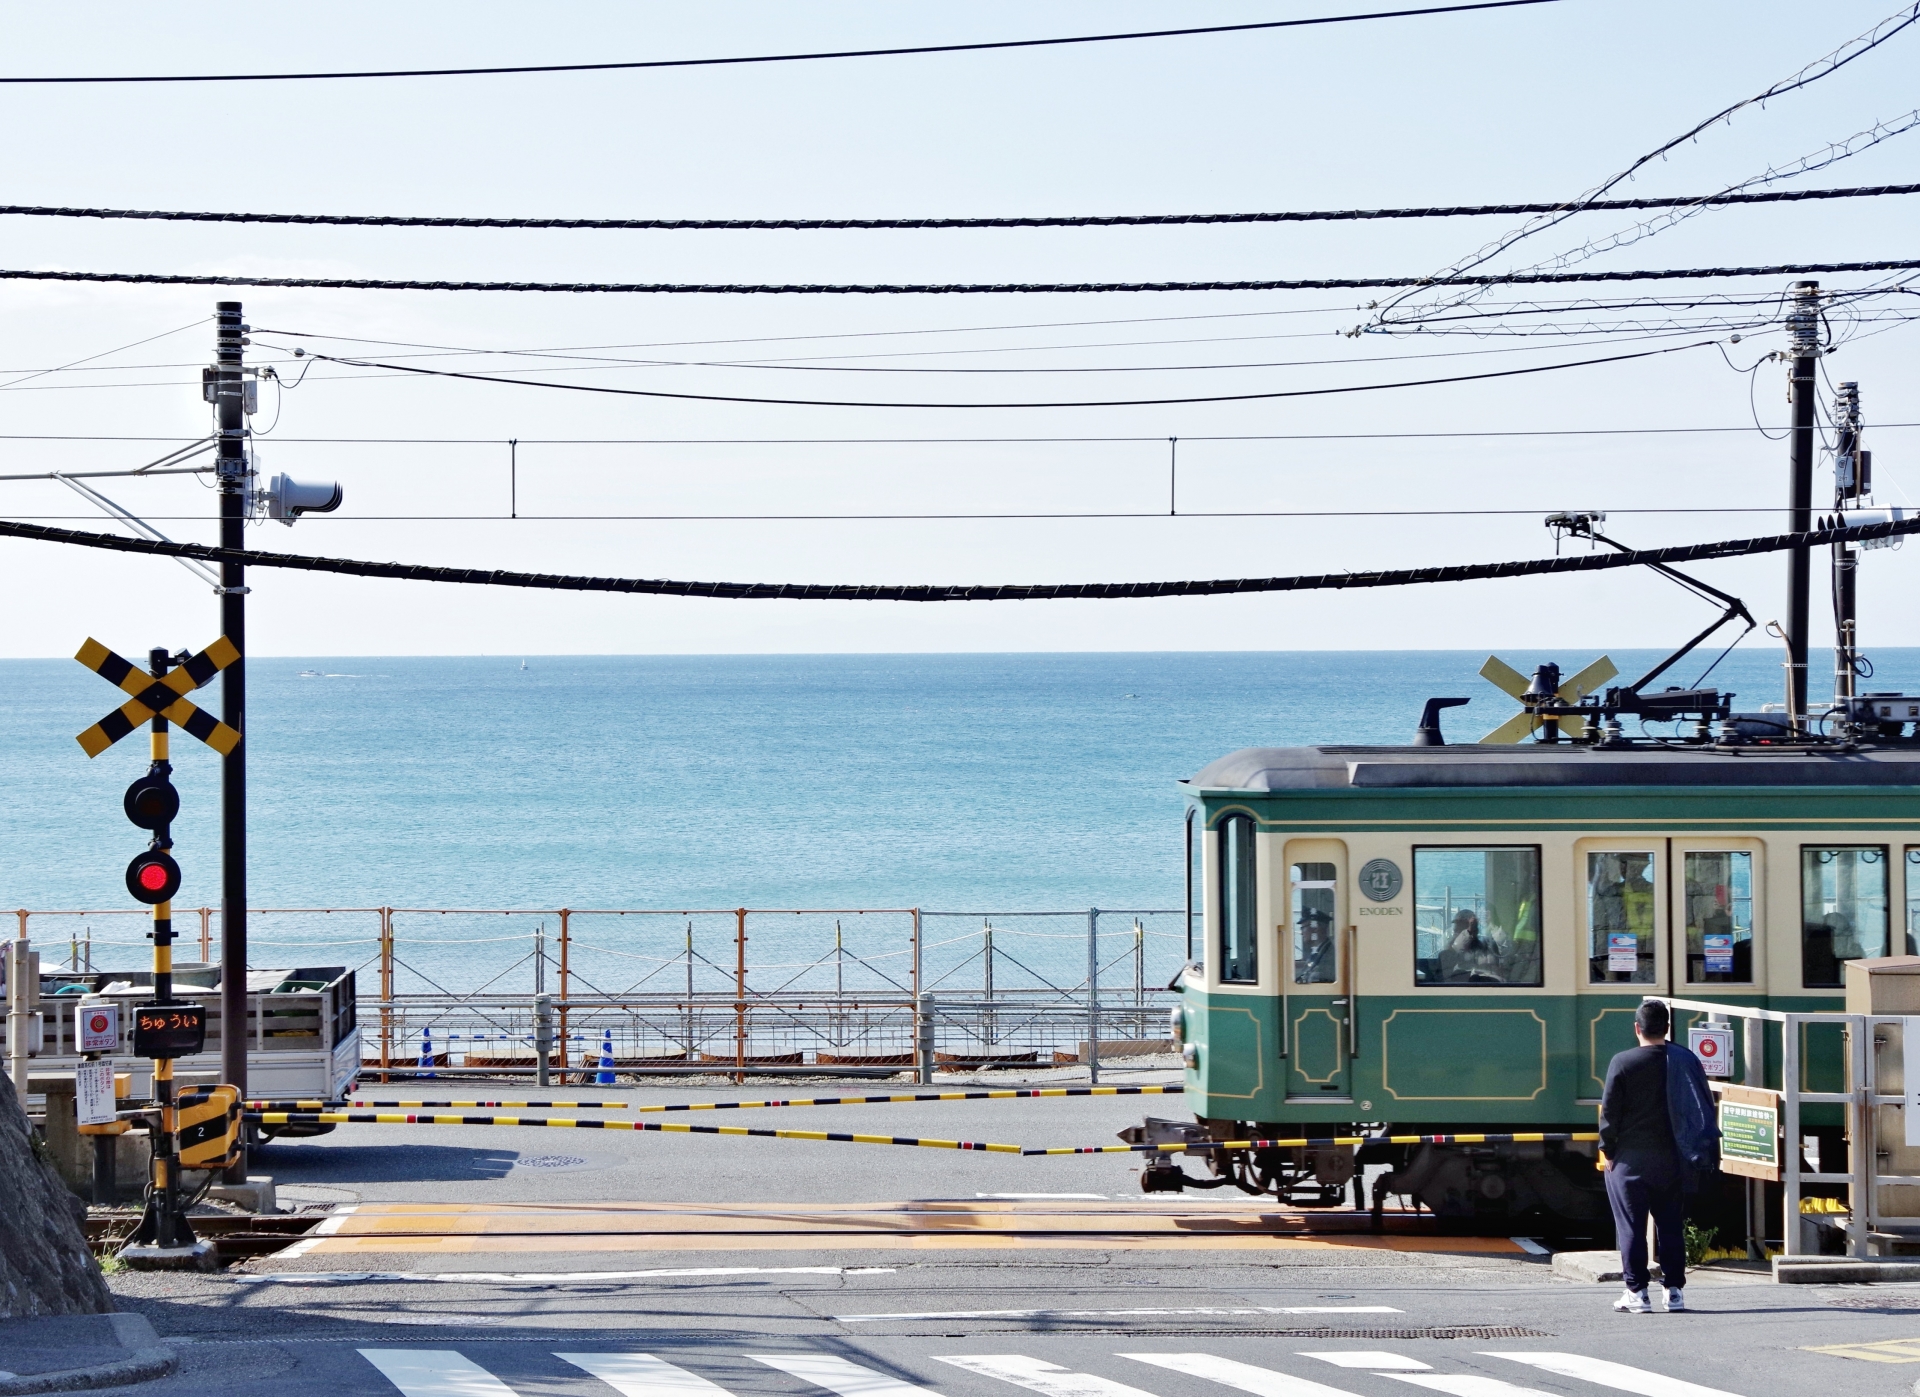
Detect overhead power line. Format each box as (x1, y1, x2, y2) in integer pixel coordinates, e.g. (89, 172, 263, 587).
(4, 183, 1912, 232)
(7, 260, 1919, 297)
(0, 2, 1558, 84)
(1, 513, 1914, 601)
(290, 340, 1713, 410)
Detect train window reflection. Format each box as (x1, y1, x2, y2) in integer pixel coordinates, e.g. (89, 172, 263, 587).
(1292, 862, 1338, 984)
(1218, 814, 1258, 983)
(1908, 849, 1920, 957)
(1588, 852, 1656, 985)
(1413, 846, 1542, 987)
(1802, 846, 1889, 988)
(1685, 851, 1753, 984)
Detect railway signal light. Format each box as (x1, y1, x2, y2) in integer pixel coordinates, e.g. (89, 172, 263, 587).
(260, 472, 343, 524)
(124, 772, 179, 831)
(125, 849, 181, 905)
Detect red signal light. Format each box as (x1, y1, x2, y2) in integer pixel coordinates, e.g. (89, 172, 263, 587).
(138, 863, 170, 892)
(124, 849, 181, 905)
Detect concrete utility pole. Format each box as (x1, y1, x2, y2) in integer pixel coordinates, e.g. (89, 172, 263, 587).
(1784, 280, 1821, 731)
(212, 303, 249, 1165)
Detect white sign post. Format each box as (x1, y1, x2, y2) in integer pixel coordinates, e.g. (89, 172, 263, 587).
(1689, 1024, 1734, 1078)
(75, 1059, 116, 1127)
(1905, 1017, 1920, 1148)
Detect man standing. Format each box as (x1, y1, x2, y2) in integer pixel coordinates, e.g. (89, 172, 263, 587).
(1599, 997, 1719, 1313)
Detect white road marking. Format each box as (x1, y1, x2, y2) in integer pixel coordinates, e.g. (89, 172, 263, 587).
(237, 1265, 889, 1285)
(1300, 1354, 1431, 1371)
(935, 1355, 1162, 1397)
(977, 1193, 1107, 1200)
(1392, 1379, 1555, 1396)
(358, 1348, 520, 1396)
(1484, 1353, 1745, 1397)
(836, 1306, 1400, 1322)
(557, 1353, 734, 1397)
(1508, 1238, 1550, 1256)
(1122, 1351, 1369, 1397)
(277, 1205, 358, 1260)
(757, 1354, 936, 1397)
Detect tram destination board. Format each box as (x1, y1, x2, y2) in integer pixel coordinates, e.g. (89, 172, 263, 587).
(1716, 1083, 1781, 1181)
(132, 1003, 206, 1059)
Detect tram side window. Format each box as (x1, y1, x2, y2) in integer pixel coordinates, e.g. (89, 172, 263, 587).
(1587, 852, 1656, 984)
(1802, 846, 1889, 988)
(1413, 846, 1543, 987)
(1908, 849, 1920, 957)
(1218, 814, 1258, 983)
(1685, 851, 1754, 983)
(1292, 862, 1338, 984)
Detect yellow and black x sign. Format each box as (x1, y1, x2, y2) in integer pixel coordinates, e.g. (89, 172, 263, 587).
(74, 636, 242, 758)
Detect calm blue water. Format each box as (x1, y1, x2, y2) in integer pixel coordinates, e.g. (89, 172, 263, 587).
(7, 648, 1916, 990)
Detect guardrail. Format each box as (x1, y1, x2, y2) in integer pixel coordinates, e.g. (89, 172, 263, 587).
(8, 905, 1186, 1084)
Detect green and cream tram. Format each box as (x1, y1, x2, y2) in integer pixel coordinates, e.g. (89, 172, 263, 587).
(1166, 736, 1920, 1225)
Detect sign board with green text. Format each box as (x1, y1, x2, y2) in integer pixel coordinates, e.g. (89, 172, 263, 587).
(1717, 1083, 1780, 1181)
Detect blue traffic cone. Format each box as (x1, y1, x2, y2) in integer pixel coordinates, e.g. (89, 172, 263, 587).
(419, 1029, 436, 1079)
(598, 1028, 616, 1085)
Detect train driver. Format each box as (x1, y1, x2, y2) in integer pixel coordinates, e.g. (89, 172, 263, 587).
(1296, 908, 1337, 983)
(1439, 908, 1505, 984)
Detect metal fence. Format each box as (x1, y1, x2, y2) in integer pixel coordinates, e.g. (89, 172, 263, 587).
(9, 905, 1186, 1083)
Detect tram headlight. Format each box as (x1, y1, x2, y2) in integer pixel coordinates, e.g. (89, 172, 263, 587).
(1181, 1043, 1199, 1069)
(1168, 1006, 1185, 1046)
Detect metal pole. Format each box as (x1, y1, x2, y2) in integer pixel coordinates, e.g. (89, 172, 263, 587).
(5, 937, 27, 1103)
(1831, 380, 1862, 711)
(911, 907, 921, 1004)
(534, 993, 552, 1089)
(1134, 919, 1145, 1007)
(735, 907, 748, 1083)
(137, 648, 190, 1249)
(1087, 908, 1101, 1085)
(1784, 1016, 1803, 1255)
(1743, 1010, 1765, 1260)
(916, 992, 936, 1086)
(1851, 1016, 1873, 1259)
(1785, 281, 1821, 730)
(379, 907, 393, 1083)
(557, 907, 570, 1082)
(214, 303, 250, 1167)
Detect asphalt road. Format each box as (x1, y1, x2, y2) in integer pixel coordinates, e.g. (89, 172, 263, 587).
(95, 1074, 1920, 1396)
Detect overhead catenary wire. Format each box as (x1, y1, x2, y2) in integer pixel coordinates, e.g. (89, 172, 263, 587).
(5, 259, 1919, 296)
(3, 182, 1912, 232)
(281, 339, 1716, 410)
(3, 512, 1916, 602)
(0, 2, 1560, 84)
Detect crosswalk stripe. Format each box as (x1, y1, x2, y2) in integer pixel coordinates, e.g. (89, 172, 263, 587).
(1299, 1354, 1430, 1372)
(555, 1353, 733, 1397)
(756, 1354, 936, 1397)
(358, 1349, 521, 1397)
(1121, 1351, 1368, 1396)
(935, 1355, 1161, 1397)
(1483, 1353, 1746, 1397)
(1390, 1378, 1555, 1395)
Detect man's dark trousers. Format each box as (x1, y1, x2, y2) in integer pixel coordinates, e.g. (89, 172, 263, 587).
(1606, 1149, 1687, 1292)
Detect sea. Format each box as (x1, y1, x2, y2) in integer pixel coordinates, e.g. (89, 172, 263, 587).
(7, 648, 1916, 994)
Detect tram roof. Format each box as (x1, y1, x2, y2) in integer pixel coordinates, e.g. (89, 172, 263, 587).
(1189, 744, 1920, 793)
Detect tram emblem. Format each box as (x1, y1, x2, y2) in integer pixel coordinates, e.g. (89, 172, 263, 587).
(1358, 858, 1402, 902)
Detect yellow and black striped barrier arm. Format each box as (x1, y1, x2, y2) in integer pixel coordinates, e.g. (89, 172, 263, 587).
(1023, 1131, 1604, 1156)
(245, 1083, 1184, 1113)
(74, 635, 241, 757)
(245, 1111, 1024, 1153)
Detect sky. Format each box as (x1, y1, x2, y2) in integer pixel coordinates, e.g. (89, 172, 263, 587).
(0, 0, 1915, 658)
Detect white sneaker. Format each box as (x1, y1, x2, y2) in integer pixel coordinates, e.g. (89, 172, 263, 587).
(1665, 1288, 1686, 1312)
(1614, 1288, 1652, 1313)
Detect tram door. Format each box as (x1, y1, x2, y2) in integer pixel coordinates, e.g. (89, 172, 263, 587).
(1284, 840, 1352, 1101)
(1574, 837, 1668, 1099)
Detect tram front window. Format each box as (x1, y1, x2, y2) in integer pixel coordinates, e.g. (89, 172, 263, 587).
(1685, 851, 1754, 983)
(1587, 851, 1655, 985)
(1218, 814, 1258, 983)
(1802, 846, 1889, 988)
(1292, 862, 1338, 984)
(1413, 846, 1542, 987)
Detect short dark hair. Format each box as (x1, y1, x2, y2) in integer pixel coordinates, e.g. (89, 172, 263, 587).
(1635, 998, 1671, 1039)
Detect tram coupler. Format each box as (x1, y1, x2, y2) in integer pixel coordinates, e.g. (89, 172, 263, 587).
(1120, 1117, 1229, 1193)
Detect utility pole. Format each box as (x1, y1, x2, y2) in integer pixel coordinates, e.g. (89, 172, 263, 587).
(213, 303, 249, 1166)
(1831, 380, 1865, 708)
(1784, 281, 1821, 732)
